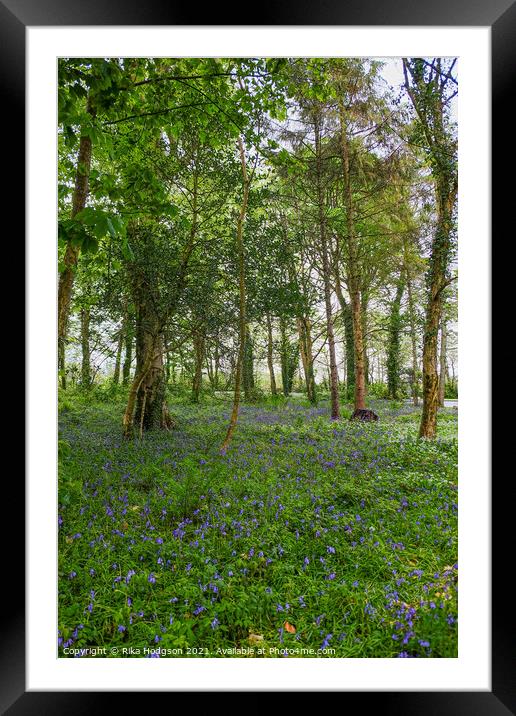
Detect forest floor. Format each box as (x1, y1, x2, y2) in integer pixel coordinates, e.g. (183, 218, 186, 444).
(58, 391, 458, 658)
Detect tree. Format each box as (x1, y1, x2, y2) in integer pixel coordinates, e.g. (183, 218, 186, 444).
(221, 136, 251, 452)
(403, 58, 458, 438)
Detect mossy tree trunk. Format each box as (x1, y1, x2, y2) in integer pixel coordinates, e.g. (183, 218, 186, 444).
(113, 321, 125, 385)
(402, 58, 457, 439)
(386, 277, 405, 399)
(122, 314, 133, 386)
(80, 307, 91, 388)
(242, 324, 255, 401)
(297, 316, 317, 404)
(266, 313, 277, 396)
(191, 326, 206, 403)
(58, 95, 96, 388)
(438, 314, 447, 407)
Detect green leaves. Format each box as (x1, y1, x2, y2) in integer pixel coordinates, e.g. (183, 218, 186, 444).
(58, 209, 126, 257)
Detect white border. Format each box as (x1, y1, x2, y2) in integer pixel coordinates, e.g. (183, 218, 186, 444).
(27, 26, 490, 691)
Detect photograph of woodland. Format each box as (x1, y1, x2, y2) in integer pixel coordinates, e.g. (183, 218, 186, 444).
(58, 57, 458, 658)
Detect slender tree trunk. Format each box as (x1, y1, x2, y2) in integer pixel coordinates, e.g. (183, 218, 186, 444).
(406, 281, 419, 406)
(59, 339, 67, 390)
(419, 181, 455, 438)
(334, 273, 355, 401)
(402, 59, 457, 438)
(266, 313, 277, 396)
(80, 307, 91, 388)
(361, 292, 370, 387)
(337, 96, 366, 411)
(314, 112, 340, 419)
(242, 324, 255, 400)
(387, 277, 405, 399)
(113, 322, 125, 385)
(221, 136, 250, 452)
(402, 242, 419, 406)
(438, 314, 447, 406)
(297, 316, 317, 404)
(164, 339, 171, 384)
(280, 317, 290, 397)
(122, 316, 133, 386)
(58, 96, 96, 381)
(192, 327, 205, 403)
(214, 339, 220, 390)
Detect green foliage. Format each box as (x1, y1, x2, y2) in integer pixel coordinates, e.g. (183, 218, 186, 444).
(367, 382, 390, 399)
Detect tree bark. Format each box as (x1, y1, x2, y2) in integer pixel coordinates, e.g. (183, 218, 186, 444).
(386, 277, 405, 399)
(297, 316, 317, 404)
(113, 322, 125, 385)
(266, 313, 277, 396)
(80, 307, 91, 388)
(419, 181, 455, 438)
(279, 317, 290, 397)
(337, 96, 366, 411)
(438, 314, 447, 407)
(242, 324, 255, 400)
(192, 327, 205, 403)
(313, 111, 340, 419)
(334, 271, 355, 401)
(402, 59, 457, 438)
(221, 136, 250, 452)
(403, 255, 419, 406)
(58, 96, 96, 382)
(134, 330, 168, 432)
(59, 339, 67, 390)
(122, 315, 133, 386)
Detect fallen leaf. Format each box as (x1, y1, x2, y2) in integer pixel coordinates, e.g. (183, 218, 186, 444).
(248, 633, 264, 644)
(284, 621, 296, 634)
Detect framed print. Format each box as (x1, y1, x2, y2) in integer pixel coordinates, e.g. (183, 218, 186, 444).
(6, 0, 510, 711)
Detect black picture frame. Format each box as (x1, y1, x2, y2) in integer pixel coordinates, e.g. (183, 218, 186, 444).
(7, 0, 509, 711)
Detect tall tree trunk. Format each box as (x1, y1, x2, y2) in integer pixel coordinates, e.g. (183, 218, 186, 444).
(438, 314, 447, 407)
(113, 322, 125, 385)
(402, 59, 457, 438)
(297, 316, 317, 404)
(221, 136, 250, 452)
(334, 272, 355, 401)
(361, 292, 370, 387)
(164, 338, 171, 384)
(122, 315, 133, 386)
(58, 96, 96, 382)
(404, 260, 419, 406)
(242, 324, 255, 400)
(192, 327, 205, 403)
(59, 339, 67, 390)
(337, 96, 366, 411)
(314, 112, 340, 419)
(387, 277, 405, 399)
(266, 313, 277, 396)
(419, 180, 455, 438)
(280, 317, 290, 397)
(80, 307, 91, 388)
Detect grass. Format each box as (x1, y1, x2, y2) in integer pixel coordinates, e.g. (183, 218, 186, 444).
(58, 390, 458, 658)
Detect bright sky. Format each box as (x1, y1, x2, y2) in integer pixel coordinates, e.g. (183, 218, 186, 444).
(378, 57, 458, 121)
